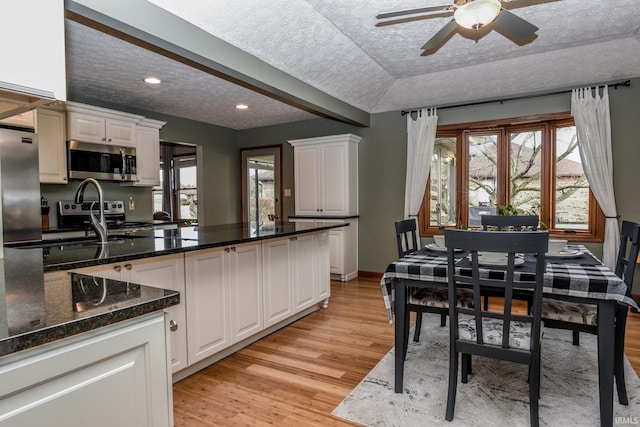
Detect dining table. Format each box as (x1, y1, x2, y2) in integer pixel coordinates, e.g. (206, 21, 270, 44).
(380, 244, 639, 427)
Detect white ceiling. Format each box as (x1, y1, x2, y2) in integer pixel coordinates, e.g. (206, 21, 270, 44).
(65, 0, 640, 130)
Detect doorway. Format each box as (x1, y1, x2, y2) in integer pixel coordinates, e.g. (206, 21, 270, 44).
(241, 146, 282, 232)
(153, 141, 200, 225)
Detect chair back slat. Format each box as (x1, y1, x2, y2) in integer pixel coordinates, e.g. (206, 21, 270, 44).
(395, 219, 419, 257)
(481, 215, 539, 231)
(445, 229, 548, 355)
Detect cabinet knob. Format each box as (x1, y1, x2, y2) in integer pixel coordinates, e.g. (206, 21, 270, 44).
(124, 263, 132, 270)
(231, 246, 236, 252)
(169, 320, 178, 332)
(225, 247, 230, 253)
(113, 265, 122, 272)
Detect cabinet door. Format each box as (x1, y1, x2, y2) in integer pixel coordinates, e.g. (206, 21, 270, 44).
(36, 108, 67, 184)
(131, 126, 160, 186)
(262, 237, 292, 327)
(315, 232, 331, 301)
(184, 248, 230, 365)
(321, 144, 349, 216)
(228, 243, 263, 343)
(328, 229, 344, 275)
(68, 112, 105, 143)
(106, 118, 136, 147)
(0, 314, 171, 427)
(294, 147, 321, 216)
(128, 254, 187, 373)
(292, 234, 316, 312)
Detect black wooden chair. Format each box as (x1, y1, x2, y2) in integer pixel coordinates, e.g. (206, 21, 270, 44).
(480, 214, 539, 310)
(444, 229, 548, 427)
(395, 219, 447, 343)
(481, 214, 539, 231)
(541, 219, 640, 405)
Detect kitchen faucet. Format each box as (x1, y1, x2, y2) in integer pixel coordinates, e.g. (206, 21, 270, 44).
(74, 178, 108, 245)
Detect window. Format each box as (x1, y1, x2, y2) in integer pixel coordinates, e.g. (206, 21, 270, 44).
(153, 142, 198, 224)
(419, 113, 604, 241)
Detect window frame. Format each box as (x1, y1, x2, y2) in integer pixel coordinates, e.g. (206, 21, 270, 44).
(419, 112, 604, 242)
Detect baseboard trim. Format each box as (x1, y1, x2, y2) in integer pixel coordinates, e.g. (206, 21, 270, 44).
(357, 271, 383, 280)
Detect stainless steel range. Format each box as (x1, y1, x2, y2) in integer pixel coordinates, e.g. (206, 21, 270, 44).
(57, 200, 153, 232)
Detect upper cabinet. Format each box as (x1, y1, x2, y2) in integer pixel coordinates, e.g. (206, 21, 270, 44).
(36, 107, 67, 184)
(124, 117, 166, 187)
(289, 133, 360, 217)
(0, 1, 66, 114)
(66, 102, 143, 147)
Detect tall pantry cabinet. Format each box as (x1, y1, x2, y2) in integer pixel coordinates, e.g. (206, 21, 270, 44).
(288, 133, 360, 281)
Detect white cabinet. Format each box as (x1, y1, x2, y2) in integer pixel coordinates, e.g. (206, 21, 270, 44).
(262, 237, 293, 326)
(262, 232, 331, 327)
(124, 118, 165, 187)
(66, 102, 143, 147)
(72, 253, 187, 374)
(289, 133, 360, 217)
(183, 247, 230, 364)
(0, 312, 172, 427)
(36, 107, 67, 184)
(184, 242, 262, 365)
(292, 218, 358, 282)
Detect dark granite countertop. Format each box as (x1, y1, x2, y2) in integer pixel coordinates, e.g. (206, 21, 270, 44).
(0, 221, 344, 357)
(31, 221, 347, 272)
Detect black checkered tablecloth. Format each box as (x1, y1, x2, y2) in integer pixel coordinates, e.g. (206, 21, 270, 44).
(381, 245, 638, 322)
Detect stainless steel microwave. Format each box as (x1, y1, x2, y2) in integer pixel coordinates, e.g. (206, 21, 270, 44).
(67, 140, 137, 181)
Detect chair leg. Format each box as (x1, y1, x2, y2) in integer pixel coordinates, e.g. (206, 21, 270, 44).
(615, 306, 630, 405)
(440, 313, 447, 327)
(403, 307, 411, 361)
(572, 330, 580, 346)
(445, 350, 459, 421)
(483, 295, 489, 310)
(413, 312, 423, 342)
(529, 346, 541, 427)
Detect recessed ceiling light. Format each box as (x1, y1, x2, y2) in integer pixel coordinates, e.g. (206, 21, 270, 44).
(144, 77, 162, 84)
(235, 104, 249, 110)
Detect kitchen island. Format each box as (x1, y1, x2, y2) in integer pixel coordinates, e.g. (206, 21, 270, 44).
(0, 221, 342, 425)
(5, 221, 343, 377)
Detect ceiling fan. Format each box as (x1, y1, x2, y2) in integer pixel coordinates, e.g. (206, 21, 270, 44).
(376, 0, 557, 56)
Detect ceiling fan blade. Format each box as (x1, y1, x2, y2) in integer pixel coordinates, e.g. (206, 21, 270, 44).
(421, 19, 458, 56)
(376, 5, 452, 20)
(493, 9, 538, 39)
(376, 11, 453, 28)
(500, 0, 562, 11)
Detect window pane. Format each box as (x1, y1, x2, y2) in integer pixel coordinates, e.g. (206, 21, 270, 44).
(555, 126, 589, 230)
(510, 130, 542, 215)
(468, 134, 497, 226)
(429, 138, 457, 227)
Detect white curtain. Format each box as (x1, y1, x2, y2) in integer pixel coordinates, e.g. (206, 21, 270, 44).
(571, 86, 618, 269)
(404, 108, 438, 237)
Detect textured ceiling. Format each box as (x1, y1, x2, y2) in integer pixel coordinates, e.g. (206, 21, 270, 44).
(65, 0, 640, 130)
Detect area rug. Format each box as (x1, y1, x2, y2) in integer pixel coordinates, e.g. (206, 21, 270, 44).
(332, 316, 640, 426)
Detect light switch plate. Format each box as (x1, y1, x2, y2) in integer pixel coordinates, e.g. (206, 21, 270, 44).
(284, 188, 291, 197)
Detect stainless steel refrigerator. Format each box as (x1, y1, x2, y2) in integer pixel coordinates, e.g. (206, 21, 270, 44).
(0, 126, 41, 244)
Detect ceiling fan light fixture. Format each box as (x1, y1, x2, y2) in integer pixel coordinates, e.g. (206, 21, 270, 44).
(454, 0, 501, 30)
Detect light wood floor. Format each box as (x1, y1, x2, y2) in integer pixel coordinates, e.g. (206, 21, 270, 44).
(172, 276, 640, 426)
